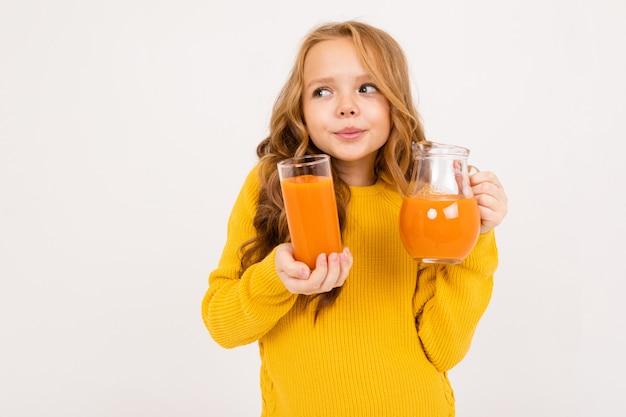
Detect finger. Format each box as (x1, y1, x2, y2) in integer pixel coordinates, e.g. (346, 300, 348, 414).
(320, 252, 342, 292)
(307, 252, 338, 294)
(476, 184, 508, 210)
(290, 264, 312, 280)
(477, 204, 498, 224)
(296, 254, 330, 295)
(470, 171, 503, 188)
(476, 192, 507, 218)
(283, 267, 323, 295)
(474, 192, 498, 210)
(334, 248, 353, 288)
(473, 181, 507, 205)
(453, 160, 465, 192)
(477, 199, 507, 232)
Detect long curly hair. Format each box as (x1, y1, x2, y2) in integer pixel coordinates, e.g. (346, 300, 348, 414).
(239, 20, 426, 318)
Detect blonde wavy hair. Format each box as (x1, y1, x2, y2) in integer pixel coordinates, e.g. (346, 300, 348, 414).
(239, 20, 427, 317)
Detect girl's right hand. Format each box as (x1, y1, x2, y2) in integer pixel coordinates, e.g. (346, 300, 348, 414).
(275, 244, 353, 295)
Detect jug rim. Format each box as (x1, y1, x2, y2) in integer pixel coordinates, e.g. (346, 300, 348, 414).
(412, 141, 470, 157)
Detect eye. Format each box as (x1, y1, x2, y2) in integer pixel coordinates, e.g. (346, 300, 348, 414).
(358, 84, 378, 94)
(313, 87, 332, 97)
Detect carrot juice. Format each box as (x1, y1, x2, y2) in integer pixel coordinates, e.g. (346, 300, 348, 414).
(399, 194, 480, 263)
(280, 174, 342, 269)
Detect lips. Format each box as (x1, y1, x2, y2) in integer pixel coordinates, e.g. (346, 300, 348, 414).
(335, 127, 365, 140)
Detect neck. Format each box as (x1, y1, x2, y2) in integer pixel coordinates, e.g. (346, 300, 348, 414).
(336, 167, 377, 186)
(334, 156, 378, 187)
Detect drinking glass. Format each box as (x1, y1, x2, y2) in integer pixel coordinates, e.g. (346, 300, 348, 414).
(278, 154, 342, 269)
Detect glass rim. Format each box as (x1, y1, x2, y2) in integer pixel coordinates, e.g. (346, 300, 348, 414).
(277, 154, 330, 168)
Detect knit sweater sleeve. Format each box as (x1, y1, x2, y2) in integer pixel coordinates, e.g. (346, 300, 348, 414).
(413, 230, 498, 371)
(201, 166, 298, 348)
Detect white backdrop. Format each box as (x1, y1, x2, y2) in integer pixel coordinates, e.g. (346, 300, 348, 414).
(1, 1, 625, 416)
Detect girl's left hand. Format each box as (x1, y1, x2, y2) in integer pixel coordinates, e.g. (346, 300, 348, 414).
(470, 171, 508, 234)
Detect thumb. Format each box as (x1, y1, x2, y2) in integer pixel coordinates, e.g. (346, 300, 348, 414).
(276, 244, 311, 280)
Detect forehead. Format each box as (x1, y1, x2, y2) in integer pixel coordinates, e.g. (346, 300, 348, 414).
(303, 38, 367, 78)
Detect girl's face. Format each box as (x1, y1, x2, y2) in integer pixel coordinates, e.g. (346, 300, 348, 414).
(302, 38, 391, 186)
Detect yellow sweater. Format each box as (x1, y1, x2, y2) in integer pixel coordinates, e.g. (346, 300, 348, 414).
(202, 164, 498, 417)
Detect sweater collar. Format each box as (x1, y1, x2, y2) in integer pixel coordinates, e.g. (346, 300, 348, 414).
(348, 178, 390, 197)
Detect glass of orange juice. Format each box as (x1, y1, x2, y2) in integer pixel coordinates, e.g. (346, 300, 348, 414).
(399, 142, 481, 264)
(277, 155, 342, 269)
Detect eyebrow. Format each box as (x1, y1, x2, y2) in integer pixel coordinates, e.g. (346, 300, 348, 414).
(304, 77, 334, 91)
(304, 74, 374, 91)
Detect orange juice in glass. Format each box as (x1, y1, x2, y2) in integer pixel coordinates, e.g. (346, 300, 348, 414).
(400, 142, 481, 264)
(278, 155, 342, 269)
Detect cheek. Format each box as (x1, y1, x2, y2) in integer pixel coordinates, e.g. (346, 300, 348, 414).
(302, 119, 315, 139)
(372, 109, 391, 134)
(301, 105, 314, 133)
(368, 100, 390, 124)
(380, 107, 391, 132)
(302, 113, 324, 137)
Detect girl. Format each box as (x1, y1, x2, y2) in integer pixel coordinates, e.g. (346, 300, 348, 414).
(202, 20, 507, 416)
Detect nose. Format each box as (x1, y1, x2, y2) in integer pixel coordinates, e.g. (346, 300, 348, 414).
(337, 95, 358, 117)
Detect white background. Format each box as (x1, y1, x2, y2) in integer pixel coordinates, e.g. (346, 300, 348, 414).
(1, 1, 625, 416)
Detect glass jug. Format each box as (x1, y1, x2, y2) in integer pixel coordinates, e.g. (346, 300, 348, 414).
(399, 141, 481, 264)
